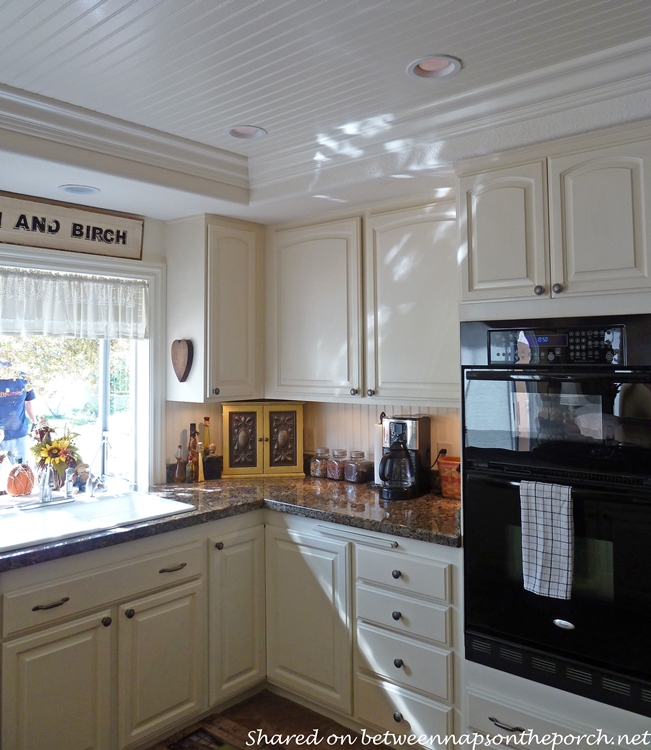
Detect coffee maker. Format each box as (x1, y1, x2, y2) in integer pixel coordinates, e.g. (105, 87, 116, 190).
(378, 415, 431, 500)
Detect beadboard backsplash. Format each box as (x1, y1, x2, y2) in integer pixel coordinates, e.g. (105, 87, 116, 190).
(165, 400, 460, 468)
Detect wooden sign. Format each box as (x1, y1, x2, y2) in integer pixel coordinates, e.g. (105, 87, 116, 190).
(171, 339, 193, 382)
(0, 192, 144, 260)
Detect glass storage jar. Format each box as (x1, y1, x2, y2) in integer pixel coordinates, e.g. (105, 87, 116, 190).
(327, 449, 348, 480)
(310, 448, 330, 478)
(344, 451, 373, 483)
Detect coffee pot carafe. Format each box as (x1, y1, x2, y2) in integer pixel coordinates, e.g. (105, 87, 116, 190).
(378, 441, 416, 500)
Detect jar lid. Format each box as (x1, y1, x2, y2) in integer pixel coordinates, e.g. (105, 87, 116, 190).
(315, 447, 330, 456)
(349, 451, 365, 459)
(332, 449, 347, 458)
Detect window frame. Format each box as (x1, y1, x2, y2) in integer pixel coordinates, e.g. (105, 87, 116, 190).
(0, 243, 166, 486)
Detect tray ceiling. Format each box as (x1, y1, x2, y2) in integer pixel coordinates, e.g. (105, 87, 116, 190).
(0, 0, 650, 222)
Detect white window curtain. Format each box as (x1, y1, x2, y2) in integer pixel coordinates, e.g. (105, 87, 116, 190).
(0, 266, 149, 339)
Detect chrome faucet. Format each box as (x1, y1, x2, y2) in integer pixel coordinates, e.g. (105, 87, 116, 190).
(64, 466, 76, 499)
(38, 465, 55, 504)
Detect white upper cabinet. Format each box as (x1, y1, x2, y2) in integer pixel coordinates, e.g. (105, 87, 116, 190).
(265, 218, 363, 400)
(549, 140, 651, 296)
(266, 205, 460, 406)
(364, 203, 459, 404)
(458, 161, 548, 302)
(458, 137, 651, 306)
(166, 215, 264, 403)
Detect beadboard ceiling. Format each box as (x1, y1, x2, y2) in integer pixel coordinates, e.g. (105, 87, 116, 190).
(0, 0, 651, 222)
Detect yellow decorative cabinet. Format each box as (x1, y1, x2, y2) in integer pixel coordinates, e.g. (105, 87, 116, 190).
(221, 401, 304, 477)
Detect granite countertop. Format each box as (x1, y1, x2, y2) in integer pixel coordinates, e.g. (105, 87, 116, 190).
(0, 477, 461, 573)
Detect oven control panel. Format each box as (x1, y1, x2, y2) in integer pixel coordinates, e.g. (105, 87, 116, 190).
(488, 325, 625, 365)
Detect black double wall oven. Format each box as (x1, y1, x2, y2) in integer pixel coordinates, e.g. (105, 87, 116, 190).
(462, 314, 651, 718)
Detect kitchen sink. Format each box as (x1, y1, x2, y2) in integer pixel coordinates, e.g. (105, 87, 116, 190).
(0, 492, 195, 553)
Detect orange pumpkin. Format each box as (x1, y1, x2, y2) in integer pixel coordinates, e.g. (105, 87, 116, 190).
(7, 464, 35, 496)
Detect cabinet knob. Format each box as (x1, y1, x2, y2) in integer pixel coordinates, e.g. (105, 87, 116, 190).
(367, 389, 375, 397)
(394, 658, 404, 668)
(391, 569, 402, 579)
(350, 388, 358, 395)
(212, 387, 220, 395)
(264, 437, 269, 442)
(391, 611, 402, 621)
(215, 542, 224, 550)
(125, 609, 136, 619)
(393, 712, 403, 723)
(552, 282, 564, 294)
(533, 285, 545, 296)
(102, 617, 112, 627)
(258, 437, 264, 442)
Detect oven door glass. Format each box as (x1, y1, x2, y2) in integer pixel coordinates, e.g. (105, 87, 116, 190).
(463, 471, 651, 679)
(463, 369, 651, 478)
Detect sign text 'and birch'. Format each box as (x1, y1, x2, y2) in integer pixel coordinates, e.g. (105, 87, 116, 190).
(0, 193, 144, 260)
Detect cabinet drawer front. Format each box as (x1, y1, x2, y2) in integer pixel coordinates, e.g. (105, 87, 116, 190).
(357, 622, 452, 701)
(355, 673, 452, 749)
(356, 583, 450, 645)
(466, 690, 593, 748)
(356, 546, 449, 602)
(3, 541, 203, 637)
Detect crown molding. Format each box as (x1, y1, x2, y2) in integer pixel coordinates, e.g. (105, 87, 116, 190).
(251, 37, 651, 190)
(0, 84, 248, 190)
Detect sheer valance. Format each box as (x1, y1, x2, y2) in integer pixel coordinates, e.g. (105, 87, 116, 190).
(0, 267, 149, 339)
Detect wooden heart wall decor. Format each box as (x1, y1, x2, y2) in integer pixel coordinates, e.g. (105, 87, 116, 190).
(171, 339, 193, 382)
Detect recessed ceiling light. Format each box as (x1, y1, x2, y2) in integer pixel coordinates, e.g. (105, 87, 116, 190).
(407, 55, 462, 79)
(59, 184, 101, 195)
(227, 125, 267, 140)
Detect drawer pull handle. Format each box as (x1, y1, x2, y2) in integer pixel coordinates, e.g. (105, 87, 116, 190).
(392, 611, 402, 621)
(393, 712, 402, 723)
(159, 562, 187, 573)
(215, 542, 224, 550)
(102, 617, 112, 627)
(32, 596, 70, 611)
(489, 717, 526, 733)
(393, 658, 404, 668)
(125, 609, 136, 619)
(391, 569, 402, 579)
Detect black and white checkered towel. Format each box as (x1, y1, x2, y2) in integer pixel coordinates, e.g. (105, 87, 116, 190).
(520, 480, 574, 599)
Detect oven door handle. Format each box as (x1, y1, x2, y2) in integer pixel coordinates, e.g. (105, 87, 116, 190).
(466, 471, 523, 489)
(465, 370, 651, 382)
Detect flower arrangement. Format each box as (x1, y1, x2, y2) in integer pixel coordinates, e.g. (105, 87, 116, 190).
(30, 418, 83, 486)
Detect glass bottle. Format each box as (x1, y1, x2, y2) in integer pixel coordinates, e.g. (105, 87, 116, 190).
(196, 441, 205, 482)
(203, 417, 211, 457)
(173, 445, 185, 484)
(327, 449, 348, 480)
(344, 451, 373, 483)
(310, 447, 330, 478)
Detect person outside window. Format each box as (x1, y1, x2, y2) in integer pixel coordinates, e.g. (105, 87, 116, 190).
(0, 360, 36, 463)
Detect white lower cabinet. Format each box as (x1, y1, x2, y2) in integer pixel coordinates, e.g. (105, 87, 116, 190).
(2, 610, 113, 750)
(353, 537, 462, 748)
(265, 521, 352, 713)
(117, 579, 205, 749)
(209, 524, 266, 703)
(0, 537, 207, 750)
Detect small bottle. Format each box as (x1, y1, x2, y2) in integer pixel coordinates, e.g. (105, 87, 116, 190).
(173, 445, 185, 484)
(196, 441, 205, 482)
(344, 451, 373, 483)
(310, 448, 330, 478)
(185, 456, 194, 483)
(327, 449, 348, 480)
(203, 417, 211, 458)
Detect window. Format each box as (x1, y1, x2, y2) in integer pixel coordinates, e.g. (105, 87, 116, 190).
(0, 245, 165, 487)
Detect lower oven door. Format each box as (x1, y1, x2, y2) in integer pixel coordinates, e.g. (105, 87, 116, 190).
(463, 470, 651, 680)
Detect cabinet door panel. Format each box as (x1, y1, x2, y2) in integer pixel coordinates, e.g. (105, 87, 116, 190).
(459, 162, 548, 301)
(222, 405, 264, 475)
(267, 219, 362, 398)
(2, 611, 112, 750)
(549, 142, 651, 295)
(118, 580, 205, 749)
(207, 223, 261, 400)
(365, 204, 459, 403)
(265, 526, 352, 712)
(209, 526, 266, 703)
